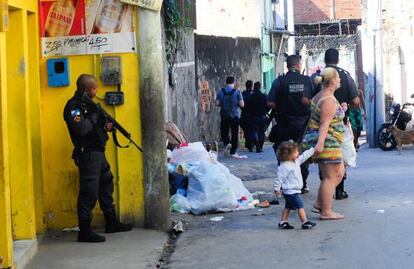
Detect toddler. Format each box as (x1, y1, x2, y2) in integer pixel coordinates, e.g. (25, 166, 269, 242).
(274, 141, 316, 229)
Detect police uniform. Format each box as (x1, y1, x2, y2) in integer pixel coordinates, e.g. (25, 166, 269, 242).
(63, 90, 131, 242)
(245, 89, 269, 152)
(267, 69, 313, 191)
(312, 65, 358, 106)
(240, 88, 253, 150)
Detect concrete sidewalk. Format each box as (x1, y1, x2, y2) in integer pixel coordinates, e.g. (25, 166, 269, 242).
(27, 229, 168, 269)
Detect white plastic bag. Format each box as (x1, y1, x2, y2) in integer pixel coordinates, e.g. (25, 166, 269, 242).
(171, 142, 215, 164)
(217, 163, 253, 201)
(341, 124, 357, 167)
(187, 161, 238, 215)
(170, 194, 191, 213)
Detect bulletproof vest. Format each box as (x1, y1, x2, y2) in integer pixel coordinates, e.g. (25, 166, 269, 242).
(326, 64, 351, 104)
(64, 93, 108, 151)
(277, 70, 310, 117)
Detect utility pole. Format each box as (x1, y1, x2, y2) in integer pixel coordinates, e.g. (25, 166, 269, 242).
(137, 7, 171, 232)
(330, 0, 336, 20)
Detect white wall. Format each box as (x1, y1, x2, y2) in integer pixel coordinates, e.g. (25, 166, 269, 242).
(361, 0, 385, 147)
(302, 48, 357, 82)
(381, 0, 414, 104)
(196, 0, 261, 38)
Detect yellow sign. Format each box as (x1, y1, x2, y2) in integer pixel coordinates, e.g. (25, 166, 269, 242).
(0, 0, 8, 32)
(120, 0, 162, 11)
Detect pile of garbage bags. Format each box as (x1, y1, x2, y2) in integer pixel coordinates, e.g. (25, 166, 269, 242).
(168, 142, 254, 215)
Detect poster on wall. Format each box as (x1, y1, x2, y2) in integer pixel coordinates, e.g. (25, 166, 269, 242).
(39, 0, 136, 57)
(120, 0, 162, 11)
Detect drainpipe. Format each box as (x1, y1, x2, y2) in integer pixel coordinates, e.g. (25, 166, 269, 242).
(137, 7, 171, 231)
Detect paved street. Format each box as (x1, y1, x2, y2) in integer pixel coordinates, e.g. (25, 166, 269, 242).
(167, 144, 414, 269)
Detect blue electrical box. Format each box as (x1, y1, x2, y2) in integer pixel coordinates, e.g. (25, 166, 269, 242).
(47, 58, 70, 87)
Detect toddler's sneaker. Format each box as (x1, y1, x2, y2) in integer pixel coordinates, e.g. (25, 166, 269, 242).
(302, 221, 316, 229)
(278, 222, 294, 229)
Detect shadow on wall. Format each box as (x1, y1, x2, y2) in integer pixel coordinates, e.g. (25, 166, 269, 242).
(364, 72, 386, 148)
(194, 34, 261, 143)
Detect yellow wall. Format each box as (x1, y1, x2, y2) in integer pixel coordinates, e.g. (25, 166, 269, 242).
(40, 53, 144, 229)
(0, 1, 40, 268)
(0, 31, 13, 269)
(0, 1, 144, 267)
(8, 0, 37, 12)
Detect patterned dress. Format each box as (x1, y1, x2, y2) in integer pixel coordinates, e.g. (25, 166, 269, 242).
(303, 96, 345, 163)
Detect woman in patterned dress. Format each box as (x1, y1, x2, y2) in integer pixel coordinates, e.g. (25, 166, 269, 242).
(303, 67, 345, 220)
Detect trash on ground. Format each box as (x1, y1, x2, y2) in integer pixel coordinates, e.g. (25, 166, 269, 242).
(269, 199, 279, 205)
(62, 227, 80, 232)
(231, 153, 248, 159)
(166, 122, 189, 149)
(376, 209, 385, 214)
(170, 194, 191, 213)
(168, 142, 254, 215)
(171, 220, 184, 236)
(403, 200, 412, 205)
(252, 199, 260, 207)
(210, 216, 224, 222)
(259, 200, 270, 208)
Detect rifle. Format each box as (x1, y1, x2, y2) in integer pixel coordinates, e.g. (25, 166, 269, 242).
(82, 94, 143, 152)
(97, 104, 143, 152)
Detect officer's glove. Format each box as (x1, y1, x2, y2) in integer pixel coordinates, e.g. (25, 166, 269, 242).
(104, 120, 114, 132)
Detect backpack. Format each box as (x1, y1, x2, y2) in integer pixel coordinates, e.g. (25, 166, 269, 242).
(221, 88, 236, 120)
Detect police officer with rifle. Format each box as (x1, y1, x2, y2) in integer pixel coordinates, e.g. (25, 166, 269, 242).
(63, 74, 136, 243)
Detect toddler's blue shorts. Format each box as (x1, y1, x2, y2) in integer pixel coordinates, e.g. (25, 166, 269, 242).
(283, 193, 304, 210)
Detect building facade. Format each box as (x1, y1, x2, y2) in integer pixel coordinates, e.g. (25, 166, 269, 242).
(361, 0, 414, 147)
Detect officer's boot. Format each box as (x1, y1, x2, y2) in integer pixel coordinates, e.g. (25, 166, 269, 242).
(104, 212, 133, 233)
(255, 140, 263, 153)
(335, 179, 348, 200)
(78, 220, 106, 243)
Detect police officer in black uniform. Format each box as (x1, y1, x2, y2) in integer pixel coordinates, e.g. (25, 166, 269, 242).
(267, 55, 313, 193)
(64, 74, 132, 243)
(240, 80, 253, 151)
(312, 48, 360, 200)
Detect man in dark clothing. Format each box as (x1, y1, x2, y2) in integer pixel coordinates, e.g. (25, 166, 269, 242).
(312, 48, 360, 200)
(245, 81, 269, 152)
(63, 74, 133, 243)
(240, 80, 253, 151)
(216, 76, 244, 157)
(267, 55, 313, 193)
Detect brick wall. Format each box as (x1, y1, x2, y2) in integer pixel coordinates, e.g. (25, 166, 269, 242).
(294, 0, 361, 23)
